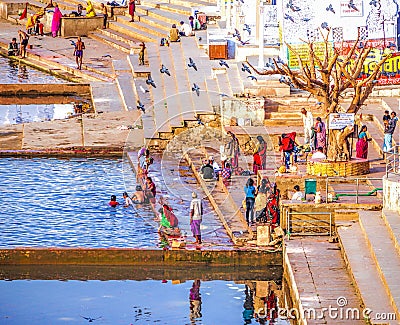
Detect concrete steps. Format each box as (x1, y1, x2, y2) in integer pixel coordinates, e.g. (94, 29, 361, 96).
(359, 211, 400, 321)
(205, 77, 220, 108)
(135, 5, 184, 27)
(90, 81, 126, 113)
(114, 15, 166, 38)
(89, 31, 130, 53)
(382, 97, 400, 114)
(146, 43, 171, 133)
(225, 64, 244, 95)
(180, 37, 214, 114)
(382, 209, 400, 257)
(112, 59, 137, 111)
(168, 41, 196, 121)
(215, 72, 233, 97)
(338, 222, 397, 324)
(157, 45, 184, 128)
(108, 20, 157, 42)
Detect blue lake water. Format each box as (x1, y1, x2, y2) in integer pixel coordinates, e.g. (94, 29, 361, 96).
(0, 157, 231, 248)
(0, 158, 159, 248)
(0, 279, 288, 324)
(0, 56, 67, 84)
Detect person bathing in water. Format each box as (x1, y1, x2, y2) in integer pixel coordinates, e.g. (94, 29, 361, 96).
(109, 194, 119, 207)
(132, 185, 145, 204)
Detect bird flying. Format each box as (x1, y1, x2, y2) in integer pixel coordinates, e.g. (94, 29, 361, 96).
(160, 64, 170, 76)
(102, 54, 111, 58)
(326, 4, 335, 14)
(241, 63, 251, 74)
(247, 75, 257, 81)
(137, 100, 145, 113)
(146, 76, 156, 88)
(192, 83, 200, 96)
(188, 57, 197, 71)
(70, 40, 76, 46)
(80, 316, 102, 322)
(243, 24, 251, 35)
(321, 22, 329, 30)
(348, 0, 359, 11)
(219, 59, 229, 68)
(369, 0, 378, 7)
(284, 13, 295, 23)
(302, 17, 311, 22)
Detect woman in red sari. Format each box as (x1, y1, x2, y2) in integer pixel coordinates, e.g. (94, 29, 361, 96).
(253, 135, 267, 174)
(356, 125, 371, 159)
(129, 0, 135, 22)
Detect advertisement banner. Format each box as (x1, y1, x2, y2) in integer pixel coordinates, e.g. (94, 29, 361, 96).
(287, 42, 333, 69)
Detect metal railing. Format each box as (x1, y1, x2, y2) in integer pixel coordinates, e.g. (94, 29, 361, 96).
(385, 145, 400, 177)
(286, 211, 332, 238)
(325, 177, 383, 204)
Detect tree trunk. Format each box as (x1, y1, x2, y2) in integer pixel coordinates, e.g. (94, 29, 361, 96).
(326, 127, 354, 161)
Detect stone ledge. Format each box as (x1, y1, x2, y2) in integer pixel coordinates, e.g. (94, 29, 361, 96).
(61, 16, 103, 37)
(307, 159, 370, 176)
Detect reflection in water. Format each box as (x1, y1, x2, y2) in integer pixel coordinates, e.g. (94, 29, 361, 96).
(190, 280, 202, 322)
(0, 56, 66, 84)
(0, 279, 289, 324)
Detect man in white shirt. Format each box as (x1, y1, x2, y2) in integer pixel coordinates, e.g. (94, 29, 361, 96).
(311, 147, 327, 160)
(179, 20, 193, 36)
(301, 107, 314, 149)
(291, 185, 304, 201)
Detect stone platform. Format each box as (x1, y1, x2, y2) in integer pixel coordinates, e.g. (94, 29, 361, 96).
(307, 158, 370, 177)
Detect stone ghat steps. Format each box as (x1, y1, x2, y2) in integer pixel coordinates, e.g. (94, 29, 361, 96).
(108, 20, 156, 43)
(359, 211, 400, 321)
(135, 5, 188, 28)
(89, 30, 131, 53)
(338, 221, 398, 324)
(382, 209, 400, 259)
(114, 15, 166, 39)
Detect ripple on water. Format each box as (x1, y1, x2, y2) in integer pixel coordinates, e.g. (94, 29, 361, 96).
(0, 158, 159, 248)
(0, 56, 67, 84)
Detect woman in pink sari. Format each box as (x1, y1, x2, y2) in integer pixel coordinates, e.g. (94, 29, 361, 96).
(51, 5, 62, 37)
(314, 117, 326, 152)
(356, 125, 371, 159)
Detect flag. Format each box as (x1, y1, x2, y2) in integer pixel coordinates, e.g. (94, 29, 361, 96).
(19, 3, 27, 20)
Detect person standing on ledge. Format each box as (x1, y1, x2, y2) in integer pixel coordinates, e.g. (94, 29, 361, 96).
(51, 4, 62, 37)
(190, 192, 203, 245)
(129, 0, 135, 22)
(101, 3, 108, 28)
(73, 36, 85, 70)
(138, 42, 145, 65)
(301, 107, 314, 150)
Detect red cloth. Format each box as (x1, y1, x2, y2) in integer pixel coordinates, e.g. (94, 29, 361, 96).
(356, 138, 368, 159)
(163, 205, 178, 227)
(19, 4, 27, 20)
(109, 201, 119, 207)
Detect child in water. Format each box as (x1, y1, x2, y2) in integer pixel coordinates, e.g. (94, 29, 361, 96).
(109, 195, 119, 207)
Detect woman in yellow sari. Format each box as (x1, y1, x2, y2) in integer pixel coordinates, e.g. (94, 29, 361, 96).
(86, 0, 96, 17)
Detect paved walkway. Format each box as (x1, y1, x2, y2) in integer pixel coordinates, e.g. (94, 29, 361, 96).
(285, 237, 365, 324)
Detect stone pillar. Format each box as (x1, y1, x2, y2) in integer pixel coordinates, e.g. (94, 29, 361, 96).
(226, 0, 231, 30)
(258, 2, 265, 68)
(383, 174, 400, 212)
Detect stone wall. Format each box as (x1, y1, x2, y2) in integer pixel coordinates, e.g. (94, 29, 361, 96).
(383, 174, 400, 211)
(60, 16, 103, 37)
(221, 97, 265, 126)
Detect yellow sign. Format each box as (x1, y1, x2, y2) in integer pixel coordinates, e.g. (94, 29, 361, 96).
(287, 42, 334, 69)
